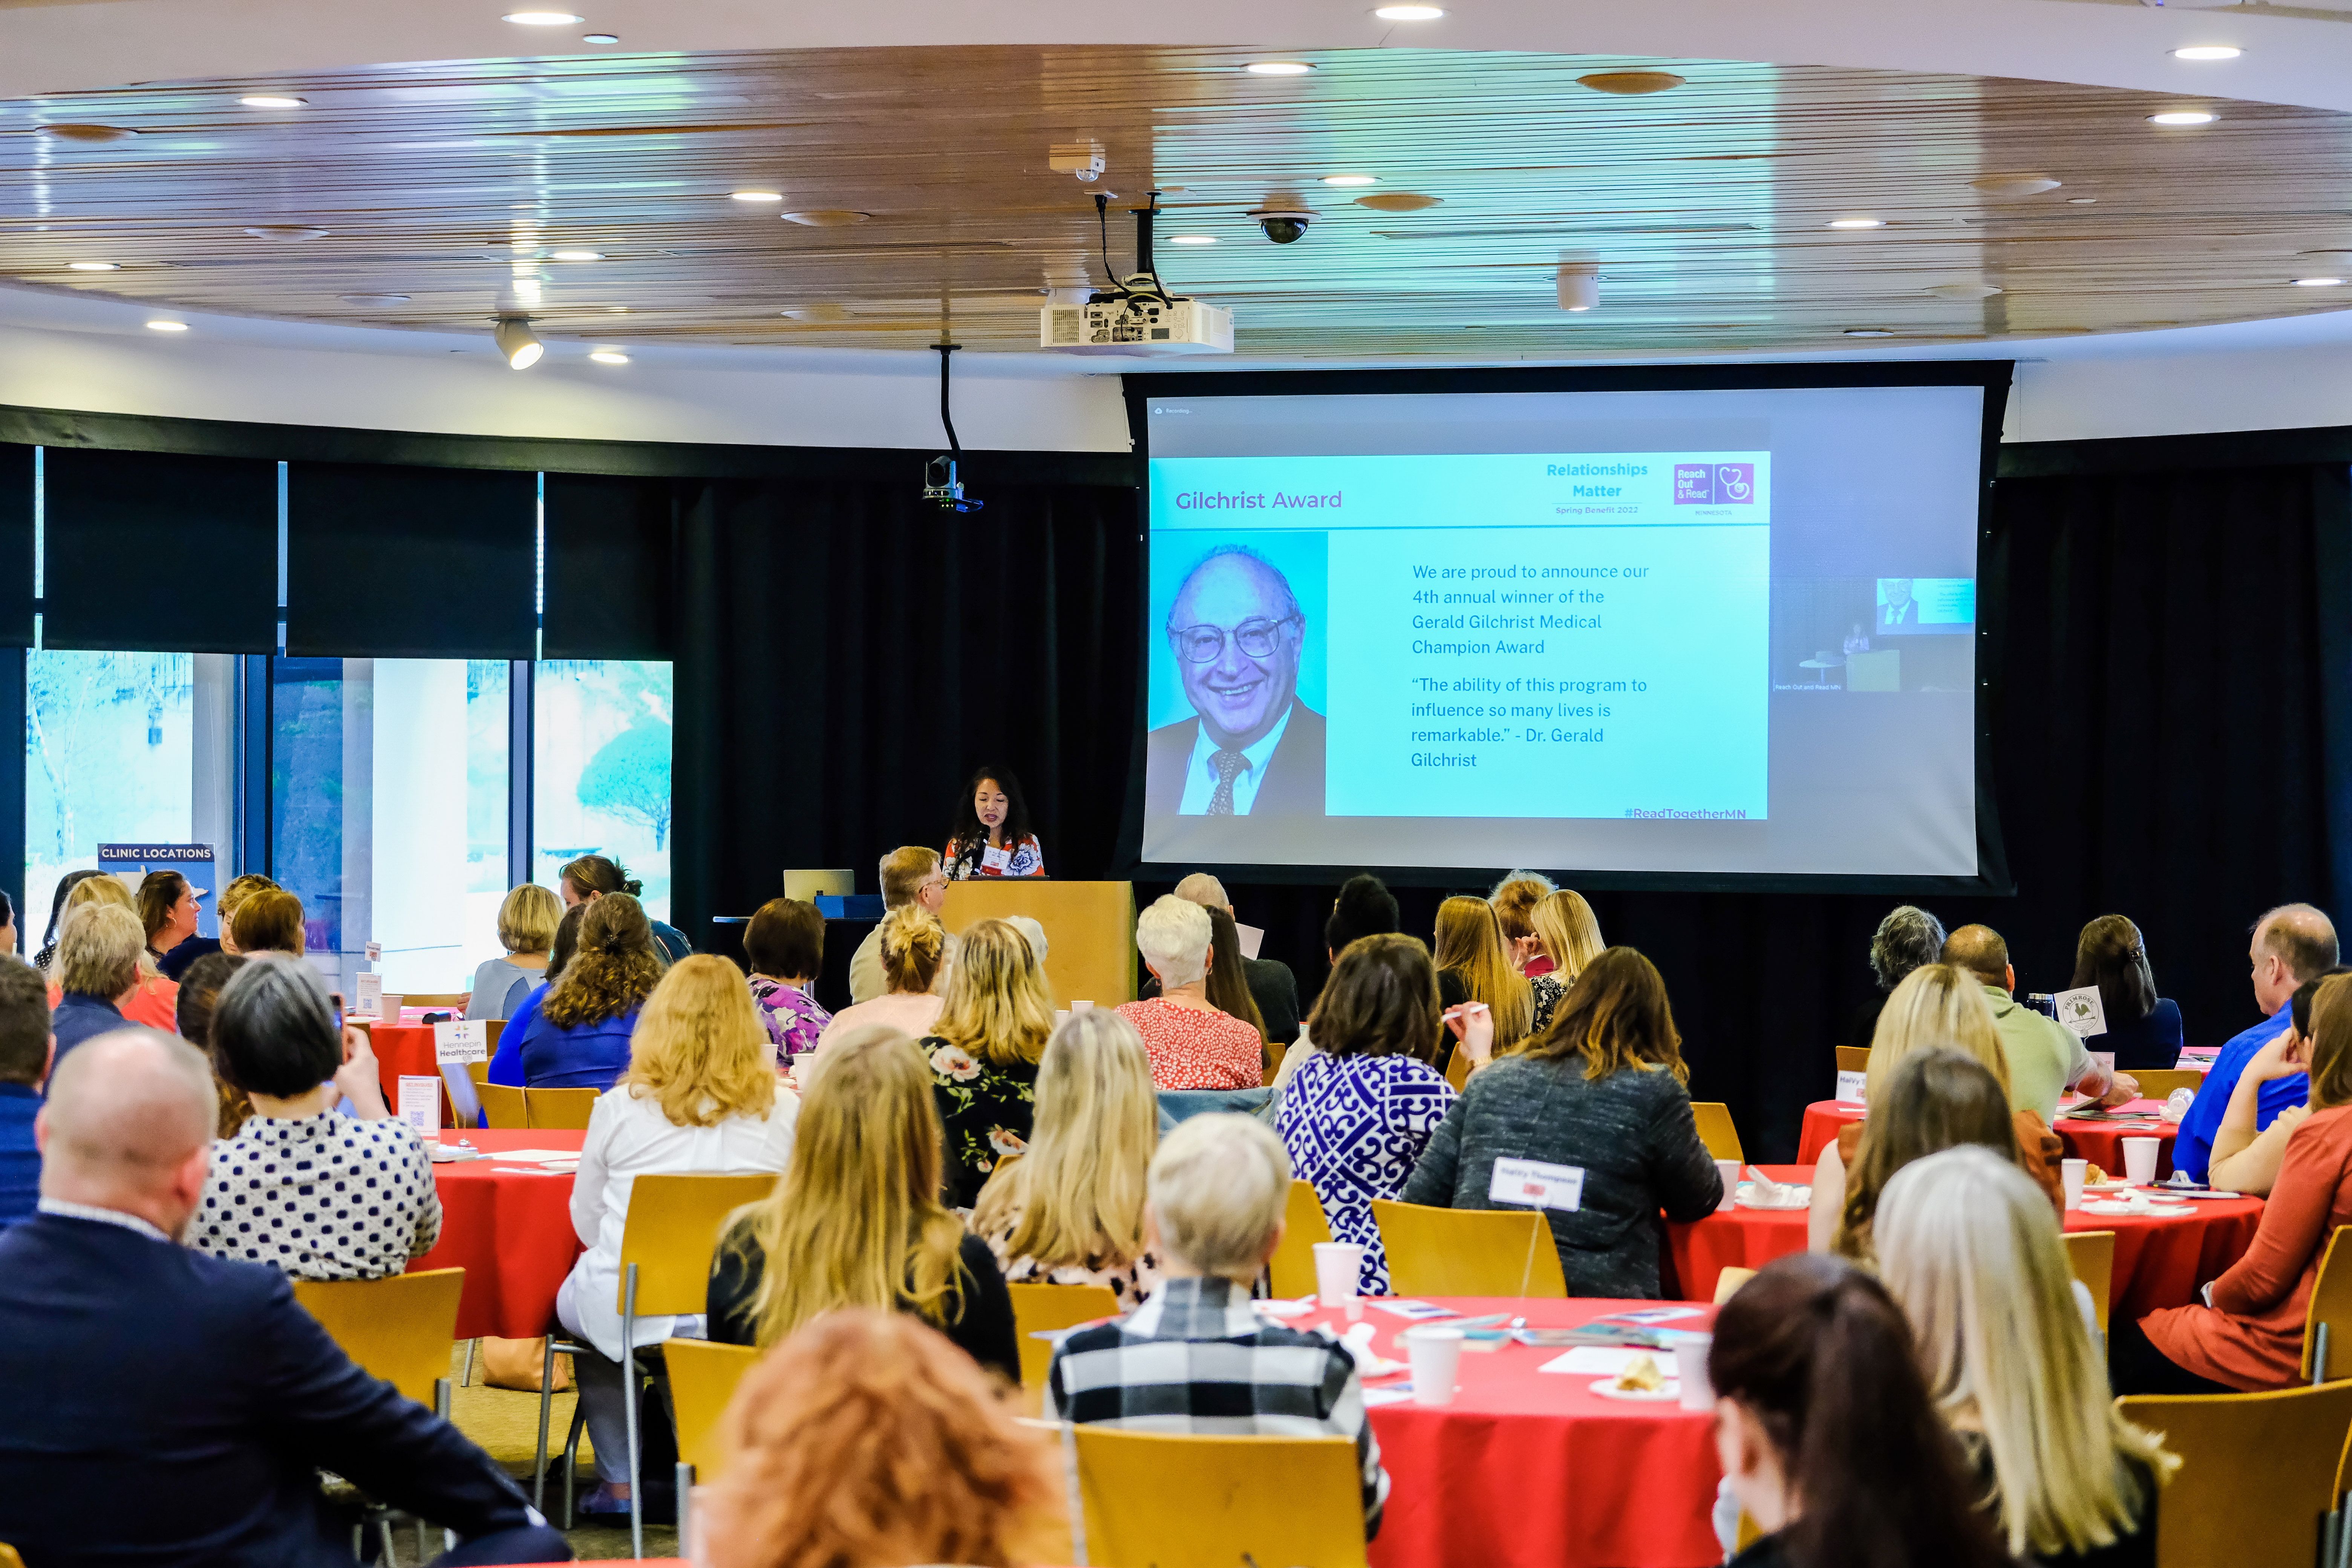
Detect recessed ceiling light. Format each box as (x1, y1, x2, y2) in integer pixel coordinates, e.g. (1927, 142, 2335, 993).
(1844, 328, 1896, 337)
(502, 11, 583, 23)
(340, 293, 411, 306)
(1576, 70, 1686, 95)
(1322, 174, 1378, 187)
(2148, 110, 2217, 125)
(1170, 235, 1218, 245)
(780, 210, 869, 227)
(2293, 276, 2346, 287)
(1355, 191, 1442, 213)
(144, 320, 188, 332)
(240, 95, 307, 109)
(590, 349, 630, 364)
(550, 250, 602, 261)
(1374, 4, 1445, 17)
(581, 32, 619, 43)
(730, 190, 784, 204)
(1827, 218, 1885, 229)
(38, 124, 138, 143)
(2172, 45, 2241, 61)
(245, 225, 328, 241)
(1244, 61, 1315, 75)
(67, 261, 118, 271)
(2066, 196, 2098, 205)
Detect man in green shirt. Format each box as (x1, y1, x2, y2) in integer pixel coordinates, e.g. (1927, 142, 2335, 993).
(1943, 924, 2140, 1120)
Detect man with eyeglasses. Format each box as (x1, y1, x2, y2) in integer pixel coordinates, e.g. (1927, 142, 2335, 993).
(1147, 548, 1324, 818)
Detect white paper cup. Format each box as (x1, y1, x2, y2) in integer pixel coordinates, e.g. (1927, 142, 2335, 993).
(1070, 999, 1094, 1013)
(1674, 1333, 1714, 1411)
(1403, 1326, 1463, 1407)
(377, 994, 404, 1022)
(1714, 1159, 1742, 1211)
(1312, 1242, 1364, 1306)
(2122, 1136, 2161, 1187)
(2062, 1158, 2088, 1210)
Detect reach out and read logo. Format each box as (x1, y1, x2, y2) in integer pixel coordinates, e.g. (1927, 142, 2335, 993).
(1673, 463, 1755, 505)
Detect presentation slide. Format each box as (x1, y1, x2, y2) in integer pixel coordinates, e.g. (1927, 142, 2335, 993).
(1139, 381, 1987, 880)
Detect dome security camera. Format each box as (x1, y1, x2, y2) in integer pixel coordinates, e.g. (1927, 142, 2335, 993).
(1250, 207, 1315, 244)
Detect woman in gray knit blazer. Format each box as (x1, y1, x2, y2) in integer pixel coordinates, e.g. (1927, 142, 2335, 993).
(1401, 947, 1723, 1298)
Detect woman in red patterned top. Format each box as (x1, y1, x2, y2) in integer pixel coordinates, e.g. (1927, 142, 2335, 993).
(1117, 895, 1263, 1090)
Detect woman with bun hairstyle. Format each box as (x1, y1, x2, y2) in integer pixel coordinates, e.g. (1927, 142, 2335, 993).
(561, 853, 691, 965)
(812, 906, 949, 1073)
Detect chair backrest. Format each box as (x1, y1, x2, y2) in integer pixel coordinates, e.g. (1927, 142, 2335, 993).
(1713, 1266, 1757, 1305)
(1834, 1045, 1871, 1075)
(1267, 1179, 1337, 1298)
(405, 993, 470, 1009)
(1372, 1199, 1568, 1298)
(1072, 1427, 1369, 1568)
(525, 1086, 602, 1130)
(1690, 1102, 1744, 1162)
(477, 1080, 527, 1130)
(0, 1542, 23, 1568)
(616, 1172, 782, 1316)
(464, 1057, 493, 1088)
(2131, 1069, 2203, 1100)
(1263, 1038, 1289, 1081)
(292, 1268, 467, 1406)
(2305, 1225, 2352, 1382)
(2064, 1230, 2117, 1334)
(2119, 1380, 2352, 1568)
(1008, 1283, 1121, 1416)
(665, 1337, 761, 1482)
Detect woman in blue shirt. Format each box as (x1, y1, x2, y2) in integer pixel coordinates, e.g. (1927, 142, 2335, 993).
(2070, 916, 2185, 1072)
(518, 894, 663, 1090)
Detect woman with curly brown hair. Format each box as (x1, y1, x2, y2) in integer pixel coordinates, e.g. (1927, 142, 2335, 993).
(698, 1309, 1060, 1568)
(518, 892, 665, 1090)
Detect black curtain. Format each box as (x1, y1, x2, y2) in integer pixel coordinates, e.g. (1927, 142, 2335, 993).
(285, 461, 536, 657)
(542, 471, 676, 658)
(40, 447, 278, 652)
(672, 472, 1139, 931)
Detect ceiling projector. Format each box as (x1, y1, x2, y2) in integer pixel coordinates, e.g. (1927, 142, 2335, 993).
(1041, 194, 1235, 356)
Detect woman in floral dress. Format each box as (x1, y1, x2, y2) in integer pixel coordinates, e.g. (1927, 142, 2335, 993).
(920, 918, 1054, 1208)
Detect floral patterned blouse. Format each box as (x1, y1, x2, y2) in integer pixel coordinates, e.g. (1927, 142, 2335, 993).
(943, 835, 1046, 880)
(747, 976, 830, 1061)
(978, 1208, 1162, 1314)
(923, 1035, 1041, 1210)
(1116, 997, 1264, 1090)
(1276, 1049, 1455, 1295)
(1531, 972, 1564, 1036)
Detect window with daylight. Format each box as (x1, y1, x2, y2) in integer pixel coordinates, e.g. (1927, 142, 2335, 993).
(533, 659, 674, 923)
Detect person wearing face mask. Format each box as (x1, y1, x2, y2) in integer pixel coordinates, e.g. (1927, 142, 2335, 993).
(944, 766, 1045, 879)
(1145, 547, 1325, 819)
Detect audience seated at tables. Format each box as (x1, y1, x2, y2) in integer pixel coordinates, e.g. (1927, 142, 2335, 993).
(1852, 904, 1947, 1050)
(518, 893, 663, 1091)
(231, 886, 310, 956)
(488, 902, 583, 1088)
(1433, 895, 1537, 1064)
(191, 956, 438, 1279)
(1402, 946, 1722, 1298)
(1877, 1146, 2176, 1567)
(557, 954, 798, 1517)
(137, 868, 206, 974)
(466, 882, 559, 1021)
(970, 1008, 1163, 1310)
(2118, 970, 2352, 1395)
(697, 1308, 1061, 1568)
(1173, 871, 1301, 1044)
(1119, 895, 1264, 1092)
(32, 867, 104, 973)
(176, 950, 253, 1137)
(2070, 915, 2185, 1072)
(814, 905, 948, 1065)
(162, 870, 276, 978)
(741, 896, 831, 1064)
(1488, 869, 1557, 974)
(51, 903, 172, 1061)
(1810, 964, 2066, 1247)
(2174, 901, 2341, 1182)
(1277, 933, 1456, 1295)
(1708, 1254, 2011, 1568)
(920, 919, 1054, 1207)
(2208, 966, 2352, 1195)
(0, 1028, 571, 1567)
(0, 956, 50, 1228)
(710, 1025, 1017, 1378)
(1816, 1050, 2033, 1265)
(848, 845, 952, 1004)
(559, 852, 691, 965)
(1047, 1113, 1391, 1532)
(1941, 925, 2136, 1121)
(1529, 888, 1605, 992)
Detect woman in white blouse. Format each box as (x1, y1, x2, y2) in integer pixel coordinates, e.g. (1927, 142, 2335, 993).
(555, 954, 799, 1519)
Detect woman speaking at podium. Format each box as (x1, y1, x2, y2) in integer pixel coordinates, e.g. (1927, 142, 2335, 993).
(945, 764, 1046, 880)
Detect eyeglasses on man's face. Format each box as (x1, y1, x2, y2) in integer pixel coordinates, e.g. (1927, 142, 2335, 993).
(1169, 615, 1300, 664)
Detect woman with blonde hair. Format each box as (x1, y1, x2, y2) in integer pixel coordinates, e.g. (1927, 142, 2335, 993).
(50, 902, 175, 1057)
(971, 1009, 1162, 1310)
(1529, 890, 1604, 993)
(1432, 896, 1534, 1068)
(1878, 1146, 2176, 1563)
(812, 905, 948, 1065)
(467, 882, 560, 1021)
(555, 954, 797, 1517)
(922, 918, 1055, 1206)
(1808, 963, 2064, 1251)
(697, 1309, 1061, 1568)
(1822, 1049, 2030, 1266)
(709, 1025, 1016, 1376)
(519, 891, 664, 1091)
(1488, 870, 1557, 970)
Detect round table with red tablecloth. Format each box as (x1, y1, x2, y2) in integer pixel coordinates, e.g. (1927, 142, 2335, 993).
(409, 1128, 585, 1340)
(1797, 1097, 2184, 1180)
(1795, 1098, 1865, 1165)
(1665, 1165, 2263, 1320)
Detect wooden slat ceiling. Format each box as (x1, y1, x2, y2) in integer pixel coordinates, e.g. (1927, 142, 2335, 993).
(3, 44, 2352, 358)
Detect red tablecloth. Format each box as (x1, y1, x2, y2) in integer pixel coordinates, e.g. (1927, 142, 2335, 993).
(369, 1024, 458, 1127)
(1795, 1099, 1865, 1165)
(1287, 1296, 1722, 1568)
(410, 1128, 584, 1340)
(1801, 1098, 2185, 1181)
(1666, 1165, 2263, 1319)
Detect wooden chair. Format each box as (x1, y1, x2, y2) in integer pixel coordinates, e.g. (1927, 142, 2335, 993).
(2064, 1230, 2117, 1335)
(663, 1337, 761, 1558)
(1008, 1283, 1120, 1416)
(0, 1545, 24, 1568)
(403, 992, 470, 1010)
(525, 1087, 601, 1130)
(476, 1081, 526, 1131)
(1713, 1266, 1757, 1305)
(2324, 1421, 2352, 1568)
(2119, 1380, 2352, 1568)
(2130, 1069, 2203, 1100)
(1263, 1038, 1288, 1081)
(535, 1172, 779, 1559)
(1070, 1428, 1368, 1568)
(1691, 1102, 1744, 1162)
(1371, 1199, 1568, 1298)
(2307, 1225, 2352, 1384)
(1266, 1179, 1336, 1298)
(1834, 1046, 1870, 1075)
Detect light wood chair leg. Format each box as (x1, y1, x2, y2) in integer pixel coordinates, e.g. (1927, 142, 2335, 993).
(676, 1460, 695, 1557)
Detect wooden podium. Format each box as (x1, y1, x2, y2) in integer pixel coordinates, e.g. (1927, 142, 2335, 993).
(940, 880, 1137, 1007)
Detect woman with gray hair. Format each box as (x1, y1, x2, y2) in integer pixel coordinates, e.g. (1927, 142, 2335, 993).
(1116, 895, 1263, 1090)
(1851, 905, 1948, 1050)
(49, 903, 162, 1067)
(188, 956, 441, 1280)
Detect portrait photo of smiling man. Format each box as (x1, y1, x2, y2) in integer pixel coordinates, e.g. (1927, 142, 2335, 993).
(1146, 544, 1326, 818)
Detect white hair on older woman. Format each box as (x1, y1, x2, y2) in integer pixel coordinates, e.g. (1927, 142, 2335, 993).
(1134, 894, 1213, 989)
